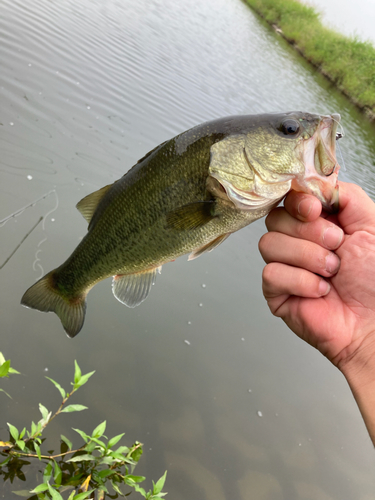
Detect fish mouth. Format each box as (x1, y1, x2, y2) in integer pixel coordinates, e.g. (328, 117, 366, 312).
(293, 114, 341, 213)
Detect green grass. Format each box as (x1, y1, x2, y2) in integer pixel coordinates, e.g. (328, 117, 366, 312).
(245, 0, 375, 118)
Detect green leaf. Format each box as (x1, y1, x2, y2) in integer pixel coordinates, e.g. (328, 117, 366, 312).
(39, 403, 51, 423)
(74, 370, 95, 389)
(72, 491, 95, 500)
(0, 352, 5, 365)
(30, 421, 37, 437)
(0, 388, 12, 398)
(7, 422, 19, 441)
(110, 480, 123, 496)
(0, 360, 10, 378)
(30, 483, 49, 493)
(73, 428, 90, 443)
(107, 433, 125, 449)
(90, 438, 107, 450)
(126, 475, 145, 484)
(92, 421, 106, 439)
(11, 490, 32, 497)
(109, 452, 133, 462)
(19, 428, 26, 439)
(84, 441, 96, 453)
(48, 483, 64, 500)
(34, 442, 42, 460)
(114, 445, 129, 455)
(67, 454, 96, 463)
(16, 439, 25, 451)
(67, 492, 76, 500)
(130, 442, 143, 462)
(74, 360, 82, 385)
(99, 457, 115, 466)
(98, 469, 114, 479)
(153, 471, 167, 495)
(60, 434, 73, 450)
(45, 377, 66, 399)
(60, 404, 88, 413)
(54, 460, 62, 487)
(134, 484, 147, 498)
(8, 366, 21, 375)
(43, 461, 53, 483)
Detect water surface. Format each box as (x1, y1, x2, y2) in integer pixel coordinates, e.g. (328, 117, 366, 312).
(1, 0, 375, 498)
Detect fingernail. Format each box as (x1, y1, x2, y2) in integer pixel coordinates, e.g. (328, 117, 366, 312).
(325, 253, 340, 274)
(319, 279, 330, 296)
(323, 226, 344, 249)
(297, 198, 313, 218)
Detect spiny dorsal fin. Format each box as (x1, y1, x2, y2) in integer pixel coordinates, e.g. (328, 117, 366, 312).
(76, 183, 113, 224)
(188, 233, 230, 261)
(112, 266, 162, 308)
(165, 201, 216, 231)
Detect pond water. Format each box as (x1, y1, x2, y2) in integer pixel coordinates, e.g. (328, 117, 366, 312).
(1, 0, 375, 498)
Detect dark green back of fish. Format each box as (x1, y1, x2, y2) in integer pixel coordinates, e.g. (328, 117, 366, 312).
(56, 113, 319, 293)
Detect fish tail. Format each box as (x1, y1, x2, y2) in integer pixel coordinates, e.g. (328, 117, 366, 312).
(21, 271, 87, 338)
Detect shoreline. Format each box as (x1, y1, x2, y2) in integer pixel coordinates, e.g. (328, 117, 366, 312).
(244, 0, 375, 121)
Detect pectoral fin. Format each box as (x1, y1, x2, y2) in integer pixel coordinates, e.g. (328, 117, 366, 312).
(76, 183, 113, 224)
(112, 266, 162, 308)
(188, 233, 230, 261)
(166, 201, 216, 231)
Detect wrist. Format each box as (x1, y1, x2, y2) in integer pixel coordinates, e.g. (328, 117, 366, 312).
(339, 332, 375, 386)
(339, 333, 375, 446)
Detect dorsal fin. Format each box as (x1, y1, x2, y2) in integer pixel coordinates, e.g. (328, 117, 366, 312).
(76, 183, 113, 224)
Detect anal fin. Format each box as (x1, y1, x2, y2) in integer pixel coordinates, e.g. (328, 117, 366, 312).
(188, 233, 230, 261)
(112, 266, 162, 308)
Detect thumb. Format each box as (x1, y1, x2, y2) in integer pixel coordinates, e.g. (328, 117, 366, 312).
(337, 181, 375, 235)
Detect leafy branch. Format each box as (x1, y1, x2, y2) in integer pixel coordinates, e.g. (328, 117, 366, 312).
(0, 351, 20, 399)
(0, 358, 167, 500)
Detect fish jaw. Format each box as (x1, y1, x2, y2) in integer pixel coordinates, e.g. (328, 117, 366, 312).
(292, 114, 340, 212)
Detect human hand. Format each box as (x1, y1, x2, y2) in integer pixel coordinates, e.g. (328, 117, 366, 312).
(259, 181, 375, 375)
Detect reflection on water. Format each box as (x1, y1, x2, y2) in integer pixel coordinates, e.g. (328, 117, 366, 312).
(1, 0, 375, 498)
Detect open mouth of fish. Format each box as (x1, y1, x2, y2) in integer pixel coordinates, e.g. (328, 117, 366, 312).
(293, 113, 341, 212)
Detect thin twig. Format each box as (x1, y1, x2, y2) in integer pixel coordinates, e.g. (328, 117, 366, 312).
(9, 446, 86, 460)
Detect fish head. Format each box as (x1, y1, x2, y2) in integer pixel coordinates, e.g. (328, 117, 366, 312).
(209, 112, 341, 213)
(288, 112, 340, 212)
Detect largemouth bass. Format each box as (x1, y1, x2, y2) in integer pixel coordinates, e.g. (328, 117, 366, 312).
(21, 112, 341, 337)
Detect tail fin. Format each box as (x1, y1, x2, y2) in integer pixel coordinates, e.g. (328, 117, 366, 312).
(21, 271, 87, 338)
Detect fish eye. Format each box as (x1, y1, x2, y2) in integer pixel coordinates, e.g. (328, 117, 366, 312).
(278, 119, 300, 136)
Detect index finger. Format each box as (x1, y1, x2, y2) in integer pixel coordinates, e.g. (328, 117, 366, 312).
(283, 191, 322, 222)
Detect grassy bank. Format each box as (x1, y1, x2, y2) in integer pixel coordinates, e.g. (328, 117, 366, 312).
(244, 0, 375, 119)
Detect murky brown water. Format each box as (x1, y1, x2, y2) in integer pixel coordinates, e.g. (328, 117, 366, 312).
(1, 0, 375, 498)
